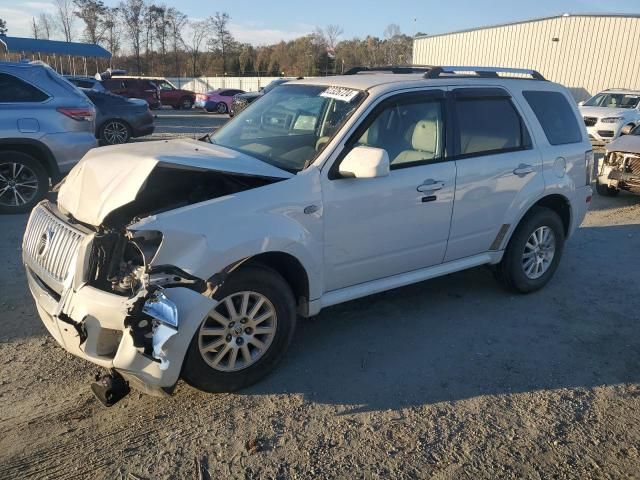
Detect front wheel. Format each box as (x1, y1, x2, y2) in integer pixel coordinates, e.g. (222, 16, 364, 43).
(494, 207, 565, 293)
(182, 265, 297, 393)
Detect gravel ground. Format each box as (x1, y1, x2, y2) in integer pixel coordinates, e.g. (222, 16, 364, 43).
(0, 172, 639, 478)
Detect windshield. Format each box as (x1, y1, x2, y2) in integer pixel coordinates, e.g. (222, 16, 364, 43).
(584, 92, 640, 109)
(211, 84, 365, 172)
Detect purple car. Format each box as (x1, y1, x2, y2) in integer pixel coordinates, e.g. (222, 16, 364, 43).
(194, 88, 245, 114)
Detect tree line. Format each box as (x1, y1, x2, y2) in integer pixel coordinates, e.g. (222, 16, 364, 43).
(4, 0, 415, 78)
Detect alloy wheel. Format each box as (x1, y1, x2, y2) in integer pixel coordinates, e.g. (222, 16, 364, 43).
(216, 102, 227, 114)
(198, 291, 278, 372)
(102, 121, 129, 144)
(522, 226, 556, 280)
(0, 162, 39, 207)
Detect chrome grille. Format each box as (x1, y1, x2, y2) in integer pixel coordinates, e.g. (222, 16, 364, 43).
(626, 155, 640, 174)
(23, 203, 85, 284)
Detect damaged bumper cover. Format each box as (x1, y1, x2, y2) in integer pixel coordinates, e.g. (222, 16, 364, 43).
(24, 244, 215, 396)
(598, 151, 640, 194)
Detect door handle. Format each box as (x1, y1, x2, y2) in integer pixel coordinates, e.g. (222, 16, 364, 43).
(417, 180, 445, 193)
(513, 164, 534, 177)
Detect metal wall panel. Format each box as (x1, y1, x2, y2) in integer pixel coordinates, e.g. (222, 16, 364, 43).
(413, 15, 640, 100)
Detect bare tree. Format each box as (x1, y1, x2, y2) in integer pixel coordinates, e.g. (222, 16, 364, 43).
(37, 14, 55, 40)
(119, 0, 146, 73)
(324, 24, 343, 51)
(184, 19, 209, 78)
(209, 12, 233, 74)
(103, 7, 120, 65)
(54, 0, 75, 42)
(74, 0, 108, 43)
(166, 7, 187, 75)
(31, 17, 39, 39)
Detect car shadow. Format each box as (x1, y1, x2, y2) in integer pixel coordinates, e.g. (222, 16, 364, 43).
(588, 189, 640, 211)
(244, 224, 640, 412)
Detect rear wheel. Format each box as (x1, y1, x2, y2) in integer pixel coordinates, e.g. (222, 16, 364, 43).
(182, 265, 297, 393)
(494, 207, 565, 293)
(216, 102, 228, 114)
(0, 151, 49, 214)
(180, 97, 193, 110)
(100, 120, 131, 145)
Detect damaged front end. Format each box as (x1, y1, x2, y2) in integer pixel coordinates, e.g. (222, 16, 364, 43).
(23, 140, 292, 404)
(598, 150, 640, 194)
(22, 201, 218, 402)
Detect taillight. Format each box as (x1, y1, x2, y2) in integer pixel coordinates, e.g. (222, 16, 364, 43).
(585, 150, 595, 185)
(57, 107, 94, 122)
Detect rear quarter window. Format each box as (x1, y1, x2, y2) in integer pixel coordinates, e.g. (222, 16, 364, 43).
(522, 91, 583, 145)
(0, 73, 49, 102)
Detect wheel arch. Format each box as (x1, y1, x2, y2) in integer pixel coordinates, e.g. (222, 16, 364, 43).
(233, 251, 311, 317)
(500, 193, 572, 251)
(0, 138, 60, 181)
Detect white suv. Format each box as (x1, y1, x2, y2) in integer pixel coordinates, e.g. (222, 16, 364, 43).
(22, 66, 594, 403)
(579, 89, 640, 145)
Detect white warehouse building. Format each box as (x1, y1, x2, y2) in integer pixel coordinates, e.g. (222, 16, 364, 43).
(412, 14, 640, 101)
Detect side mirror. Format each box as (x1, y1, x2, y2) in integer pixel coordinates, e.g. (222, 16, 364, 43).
(339, 146, 390, 179)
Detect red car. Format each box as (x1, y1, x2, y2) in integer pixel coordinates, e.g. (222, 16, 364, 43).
(194, 88, 245, 114)
(149, 78, 197, 110)
(102, 77, 162, 109)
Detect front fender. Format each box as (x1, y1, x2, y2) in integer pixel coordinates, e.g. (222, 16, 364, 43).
(131, 169, 324, 300)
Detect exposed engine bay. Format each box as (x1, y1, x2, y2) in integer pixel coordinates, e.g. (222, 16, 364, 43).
(79, 164, 281, 296)
(599, 151, 640, 194)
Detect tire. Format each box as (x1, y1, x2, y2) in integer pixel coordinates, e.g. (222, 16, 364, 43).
(0, 151, 49, 214)
(216, 102, 227, 114)
(621, 123, 636, 136)
(100, 120, 131, 145)
(179, 97, 193, 110)
(494, 206, 565, 293)
(182, 265, 297, 393)
(595, 181, 620, 197)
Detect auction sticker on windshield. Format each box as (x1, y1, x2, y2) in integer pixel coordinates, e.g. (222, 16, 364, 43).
(320, 86, 360, 102)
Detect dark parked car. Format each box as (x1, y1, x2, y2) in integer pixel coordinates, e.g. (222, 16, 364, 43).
(65, 75, 106, 92)
(83, 89, 155, 145)
(230, 78, 300, 117)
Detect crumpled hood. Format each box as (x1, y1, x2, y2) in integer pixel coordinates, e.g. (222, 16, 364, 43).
(57, 138, 292, 226)
(606, 134, 640, 154)
(579, 106, 631, 119)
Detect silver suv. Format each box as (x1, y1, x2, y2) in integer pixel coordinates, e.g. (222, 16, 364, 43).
(23, 66, 594, 403)
(0, 62, 96, 213)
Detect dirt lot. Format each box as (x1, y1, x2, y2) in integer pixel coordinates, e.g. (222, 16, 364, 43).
(0, 186, 639, 479)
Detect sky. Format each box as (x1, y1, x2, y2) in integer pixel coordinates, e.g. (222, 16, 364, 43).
(0, 0, 638, 45)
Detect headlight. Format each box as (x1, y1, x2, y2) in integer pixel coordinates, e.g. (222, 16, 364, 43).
(601, 117, 623, 123)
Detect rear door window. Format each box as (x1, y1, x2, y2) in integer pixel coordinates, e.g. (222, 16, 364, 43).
(453, 91, 530, 156)
(522, 91, 583, 145)
(0, 73, 49, 102)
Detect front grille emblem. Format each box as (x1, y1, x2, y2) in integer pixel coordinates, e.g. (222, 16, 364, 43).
(37, 228, 54, 258)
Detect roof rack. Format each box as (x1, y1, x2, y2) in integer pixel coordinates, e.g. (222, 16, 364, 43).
(424, 66, 546, 80)
(344, 65, 434, 75)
